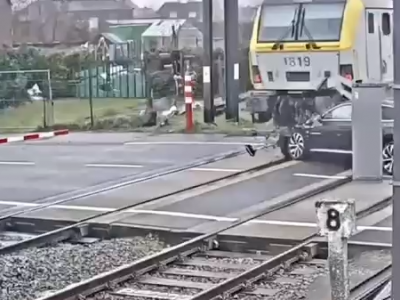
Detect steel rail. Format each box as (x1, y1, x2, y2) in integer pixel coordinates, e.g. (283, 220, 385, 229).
(350, 265, 392, 300)
(0, 145, 269, 221)
(35, 172, 352, 300)
(190, 240, 308, 300)
(0, 147, 283, 255)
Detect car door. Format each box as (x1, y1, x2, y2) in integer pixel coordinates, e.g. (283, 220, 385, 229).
(308, 103, 352, 153)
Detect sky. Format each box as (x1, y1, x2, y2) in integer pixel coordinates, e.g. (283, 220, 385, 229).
(132, 0, 263, 9)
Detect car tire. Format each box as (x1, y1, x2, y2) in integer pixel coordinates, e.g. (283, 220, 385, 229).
(281, 132, 308, 160)
(382, 141, 394, 176)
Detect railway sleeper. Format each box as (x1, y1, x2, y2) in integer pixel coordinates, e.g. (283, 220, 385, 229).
(104, 249, 317, 300)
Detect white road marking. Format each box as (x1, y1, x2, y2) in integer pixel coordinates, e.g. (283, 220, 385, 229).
(0, 200, 391, 232)
(293, 173, 347, 180)
(124, 141, 265, 146)
(85, 164, 144, 168)
(347, 241, 392, 247)
(0, 161, 242, 173)
(0, 161, 35, 165)
(85, 163, 242, 173)
(190, 168, 241, 172)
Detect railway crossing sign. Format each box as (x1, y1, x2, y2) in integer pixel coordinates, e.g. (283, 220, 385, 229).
(315, 199, 356, 300)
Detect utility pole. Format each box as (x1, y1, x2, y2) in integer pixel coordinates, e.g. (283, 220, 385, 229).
(202, 0, 215, 123)
(392, 0, 400, 297)
(224, 0, 239, 121)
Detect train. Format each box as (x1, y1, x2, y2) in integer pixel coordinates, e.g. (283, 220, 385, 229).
(247, 0, 393, 127)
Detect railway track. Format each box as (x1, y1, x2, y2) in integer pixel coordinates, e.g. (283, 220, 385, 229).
(87, 248, 324, 300)
(25, 172, 391, 300)
(0, 150, 389, 300)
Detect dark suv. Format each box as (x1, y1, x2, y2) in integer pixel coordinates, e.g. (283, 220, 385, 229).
(276, 100, 394, 175)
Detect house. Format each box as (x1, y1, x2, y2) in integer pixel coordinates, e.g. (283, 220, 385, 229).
(156, 1, 256, 49)
(95, 22, 152, 61)
(15, 0, 136, 22)
(12, 0, 136, 44)
(141, 19, 202, 52)
(133, 7, 159, 19)
(156, 0, 223, 22)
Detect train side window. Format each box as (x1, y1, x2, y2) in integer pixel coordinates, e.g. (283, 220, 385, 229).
(382, 13, 391, 35)
(368, 13, 374, 34)
(382, 106, 394, 120)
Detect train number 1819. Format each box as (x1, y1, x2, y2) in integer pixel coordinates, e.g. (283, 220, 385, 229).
(284, 56, 310, 67)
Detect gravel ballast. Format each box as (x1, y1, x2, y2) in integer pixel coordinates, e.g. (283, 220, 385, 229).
(0, 235, 165, 300)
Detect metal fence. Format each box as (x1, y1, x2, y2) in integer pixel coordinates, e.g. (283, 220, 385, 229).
(78, 65, 146, 99)
(0, 48, 252, 133)
(0, 74, 147, 133)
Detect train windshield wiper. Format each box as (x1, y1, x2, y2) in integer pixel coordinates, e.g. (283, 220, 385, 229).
(271, 8, 298, 50)
(298, 8, 321, 49)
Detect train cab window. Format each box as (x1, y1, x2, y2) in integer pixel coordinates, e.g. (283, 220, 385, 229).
(382, 13, 391, 35)
(298, 3, 345, 41)
(368, 13, 375, 34)
(258, 4, 298, 42)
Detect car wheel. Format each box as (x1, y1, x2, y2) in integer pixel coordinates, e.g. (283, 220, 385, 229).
(287, 132, 307, 160)
(382, 141, 394, 175)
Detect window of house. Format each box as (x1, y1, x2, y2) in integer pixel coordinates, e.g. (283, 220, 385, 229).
(169, 11, 177, 18)
(382, 12, 391, 35)
(188, 11, 197, 18)
(368, 12, 374, 34)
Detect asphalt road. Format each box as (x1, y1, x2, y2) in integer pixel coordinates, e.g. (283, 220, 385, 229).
(110, 160, 349, 230)
(0, 132, 266, 203)
(351, 215, 392, 245)
(218, 180, 391, 240)
(2, 132, 393, 246)
(152, 160, 347, 216)
(15, 157, 350, 230)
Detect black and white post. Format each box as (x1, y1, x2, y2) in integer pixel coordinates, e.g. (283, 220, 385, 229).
(315, 199, 356, 300)
(224, 0, 240, 121)
(202, 0, 215, 123)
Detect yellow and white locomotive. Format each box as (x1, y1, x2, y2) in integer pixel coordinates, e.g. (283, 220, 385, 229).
(248, 0, 393, 124)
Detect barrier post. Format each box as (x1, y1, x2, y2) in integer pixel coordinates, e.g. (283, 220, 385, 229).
(185, 73, 194, 132)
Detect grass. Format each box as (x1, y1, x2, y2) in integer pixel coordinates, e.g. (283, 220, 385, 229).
(0, 97, 272, 136)
(0, 98, 146, 132)
(144, 107, 273, 135)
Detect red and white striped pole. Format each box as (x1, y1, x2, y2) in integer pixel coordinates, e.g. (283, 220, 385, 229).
(184, 72, 194, 132)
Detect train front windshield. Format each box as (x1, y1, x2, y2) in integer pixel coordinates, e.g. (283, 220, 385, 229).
(258, 2, 346, 43)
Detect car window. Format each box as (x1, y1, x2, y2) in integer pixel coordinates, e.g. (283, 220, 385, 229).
(323, 105, 352, 120)
(382, 105, 394, 120)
